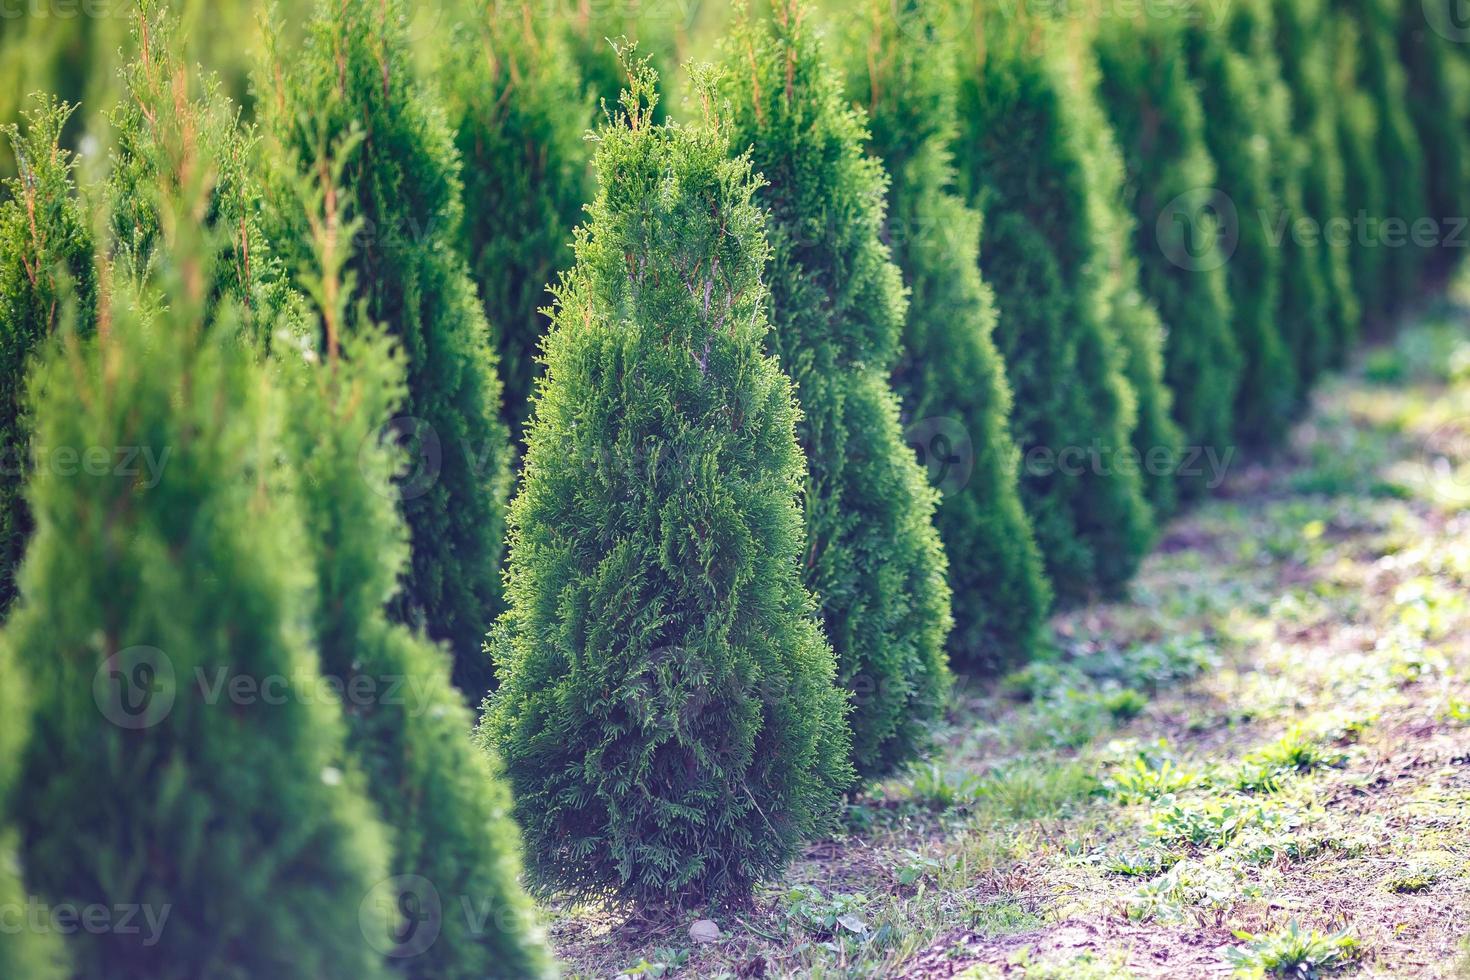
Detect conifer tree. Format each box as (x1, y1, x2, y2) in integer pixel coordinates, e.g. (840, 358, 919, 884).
(0, 643, 65, 978)
(441, 0, 592, 440)
(1397, 0, 1470, 281)
(266, 0, 512, 700)
(1051, 27, 1184, 520)
(1273, 0, 1360, 364)
(8, 149, 391, 980)
(108, 2, 304, 350)
(952, 7, 1154, 598)
(836, 0, 1049, 673)
(0, 97, 96, 615)
(277, 132, 552, 979)
(720, 2, 951, 780)
(1221, 0, 1333, 392)
(1336, 0, 1426, 319)
(1180, 15, 1296, 443)
(481, 57, 853, 908)
(1092, 15, 1241, 479)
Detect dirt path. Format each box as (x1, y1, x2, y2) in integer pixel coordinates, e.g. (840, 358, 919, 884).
(551, 289, 1470, 979)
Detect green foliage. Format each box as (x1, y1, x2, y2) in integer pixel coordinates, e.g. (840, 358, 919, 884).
(721, 2, 951, 781)
(1222, 920, 1360, 977)
(7, 169, 391, 978)
(838, 0, 1050, 674)
(1335, 0, 1427, 320)
(0, 636, 65, 977)
(1180, 14, 1296, 443)
(954, 9, 1154, 598)
(561, 0, 678, 128)
(441, 0, 592, 440)
(266, 0, 512, 700)
(1092, 15, 1241, 476)
(1233, 727, 1344, 793)
(481, 58, 852, 909)
(1398, 0, 1470, 279)
(0, 0, 276, 181)
(0, 96, 96, 614)
(277, 134, 552, 978)
(1273, 0, 1361, 367)
(107, 2, 304, 349)
(1053, 30, 1184, 519)
(1221, 0, 1333, 394)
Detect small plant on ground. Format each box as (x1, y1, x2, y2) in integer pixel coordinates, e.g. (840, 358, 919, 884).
(1222, 920, 1360, 977)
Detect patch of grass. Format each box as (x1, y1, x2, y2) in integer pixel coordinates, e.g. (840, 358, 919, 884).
(1104, 751, 1197, 804)
(1234, 729, 1346, 793)
(969, 763, 1101, 822)
(1145, 796, 1275, 850)
(967, 897, 1041, 937)
(1363, 320, 1470, 386)
(783, 885, 871, 942)
(1103, 848, 1179, 878)
(1221, 920, 1359, 977)
(618, 947, 690, 977)
(1104, 688, 1149, 721)
(1125, 858, 1265, 923)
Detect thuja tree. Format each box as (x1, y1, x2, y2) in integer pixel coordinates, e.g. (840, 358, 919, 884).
(1051, 26, 1184, 520)
(277, 140, 552, 979)
(8, 182, 391, 979)
(1092, 15, 1241, 477)
(481, 62, 853, 908)
(1336, 0, 1426, 319)
(1180, 15, 1296, 444)
(1221, 0, 1333, 392)
(0, 643, 64, 977)
(1398, 0, 1470, 281)
(441, 0, 592, 440)
(952, 8, 1154, 598)
(267, 0, 512, 700)
(836, 0, 1049, 673)
(108, 2, 304, 350)
(719, 2, 950, 780)
(1274, 0, 1359, 364)
(0, 97, 96, 615)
